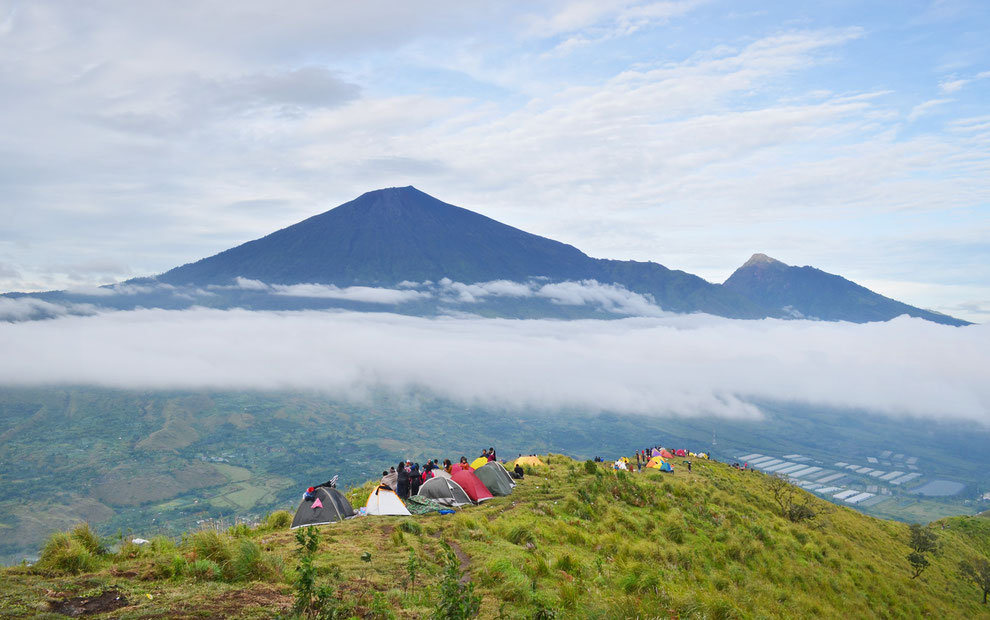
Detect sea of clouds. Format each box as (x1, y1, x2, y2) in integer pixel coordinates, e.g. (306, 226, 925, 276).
(1, 304, 986, 425)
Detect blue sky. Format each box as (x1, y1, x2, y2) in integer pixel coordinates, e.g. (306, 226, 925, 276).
(0, 0, 987, 320)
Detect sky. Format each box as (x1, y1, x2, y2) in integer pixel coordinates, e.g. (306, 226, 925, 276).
(0, 1, 988, 322)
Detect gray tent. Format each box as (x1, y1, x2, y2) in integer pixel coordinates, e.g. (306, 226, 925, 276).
(417, 476, 473, 507)
(475, 462, 514, 496)
(489, 462, 516, 489)
(291, 486, 355, 529)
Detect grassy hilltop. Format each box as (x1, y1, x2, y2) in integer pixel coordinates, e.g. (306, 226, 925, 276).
(2, 455, 989, 619)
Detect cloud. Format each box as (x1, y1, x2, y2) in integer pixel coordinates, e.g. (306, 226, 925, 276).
(0, 308, 986, 425)
(535, 280, 664, 315)
(908, 98, 952, 120)
(270, 283, 431, 304)
(0, 297, 97, 321)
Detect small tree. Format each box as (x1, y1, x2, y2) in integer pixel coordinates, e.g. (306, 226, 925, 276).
(959, 557, 990, 604)
(432, 543, 481, 619)
(765, 474, 818, 523)
(907, 524, 940, 579)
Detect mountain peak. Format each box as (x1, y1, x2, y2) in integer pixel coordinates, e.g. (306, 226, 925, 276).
(741, 253, 785, 269)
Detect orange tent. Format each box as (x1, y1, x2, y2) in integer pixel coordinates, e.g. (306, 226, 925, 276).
(513, 456, 545, 467)
(660, 449, 674, 459)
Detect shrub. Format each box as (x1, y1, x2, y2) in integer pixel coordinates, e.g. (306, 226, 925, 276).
(398, 519, 422, 536)
(227, 522, 252, 538)
(232, 539, 279, 582)
(35, 532, 100, 575)
(191, 529, 233, 566)
(70, 522, 105, 555)
(265, 510, 293, 530)
(583, 460, 598, 475)
(188, 558, 222, 581)
(152, 553, 187, 580)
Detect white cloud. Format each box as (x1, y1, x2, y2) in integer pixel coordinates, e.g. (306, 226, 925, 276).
(535, 280, 665, 316)
(0, 297, 97, 321)
(908, 98, 952, 120)
(270, 283, 430, 304)
(0, 309, 986, 425)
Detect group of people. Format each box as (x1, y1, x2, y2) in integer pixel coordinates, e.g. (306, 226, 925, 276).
(378, 447, 512, 499)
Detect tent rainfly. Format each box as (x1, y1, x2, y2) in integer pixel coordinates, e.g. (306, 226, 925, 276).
(365, 486, 412, 516)
(291, 487, 355, 529)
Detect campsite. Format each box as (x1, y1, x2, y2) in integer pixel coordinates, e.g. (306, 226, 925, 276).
(3, 451, 990, 619)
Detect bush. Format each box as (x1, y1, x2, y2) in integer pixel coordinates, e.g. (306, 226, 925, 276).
(191, 529, 233, 567)
(584, 460, 598, 475)
(152, 553, 187, 580)
(232, 539, 280, 582)
(35, 532, 101, 575)
(398, 519, 422, 536)
(188, 558, 222, 581)
(265, 510, 293, 530)
(70, 522, 105, 555)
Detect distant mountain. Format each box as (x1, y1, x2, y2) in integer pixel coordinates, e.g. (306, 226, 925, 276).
(1, 187, 969, 324)
(154, 186, 766, 318)
(723, 253, 969, 326)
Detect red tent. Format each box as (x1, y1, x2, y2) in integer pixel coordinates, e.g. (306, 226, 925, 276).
(660, 449, 674, 459)
(674, 449, 687, 457)
(451, 470, 494, 503)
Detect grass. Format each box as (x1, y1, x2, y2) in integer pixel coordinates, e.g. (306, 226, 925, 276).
(2, 454, 990, 618)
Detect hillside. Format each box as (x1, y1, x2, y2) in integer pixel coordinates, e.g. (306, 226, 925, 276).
(2, 455, 989, 618)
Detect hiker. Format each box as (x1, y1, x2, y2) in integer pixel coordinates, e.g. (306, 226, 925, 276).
(443, 458, 453, 474)
(513, 463, 524, 479)
(457, 456, 472, 471)
(488, 447, 496, 461)
(381, 469, 398, 490)
(686, 461, 692, 473)
(303, 486, 317, 502)
(396, 461, 410, 499)
(409, 464, 422, 496)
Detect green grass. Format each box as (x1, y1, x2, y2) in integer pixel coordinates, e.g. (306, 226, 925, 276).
(3, 455, 990, 618)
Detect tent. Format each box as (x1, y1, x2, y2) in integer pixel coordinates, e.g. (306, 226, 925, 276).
(291, 487, 355, 529)
(431, 468, 452, 480)
(646, 456, 666, 469)
(475, 462, 514, 496)
(451, 469, 494, 503)
(617, 457, 630, 463)
(418, 477, 473, 507)
(365, 486, 412, 516)
(651, 448, 661, 457)
(486, 462, 516, 489)
(470, 457, 489, 470)
(660, 449, 674, 459)
(512, 456, 545, 467)
(674, 449, 687, 457)
(646, 457, 673, 473)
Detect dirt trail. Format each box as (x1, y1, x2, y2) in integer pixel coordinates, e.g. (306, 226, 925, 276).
(445, 539, 472, 585)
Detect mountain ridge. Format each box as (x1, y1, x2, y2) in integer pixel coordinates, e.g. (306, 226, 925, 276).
(1, 186, 970, 325)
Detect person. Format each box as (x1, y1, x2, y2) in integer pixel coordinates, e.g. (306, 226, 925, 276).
(513, 462, 524, 479)
(396, 460, 410, 499)
(381, 469, 398, 490)
(303, 486, 317, 502)
(686, 461, 692, 473)
(409, 464, 422, 496)
(443, 458, 453, 474)
(457, 456, 472, 471)
(488, 447, 496, 461)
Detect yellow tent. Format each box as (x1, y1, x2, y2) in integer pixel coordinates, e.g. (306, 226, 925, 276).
(513, 455, 545, 467)
(645, 456, 666, 469)
(470, 457, 490, 470)
(617, 457, 630, 463)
